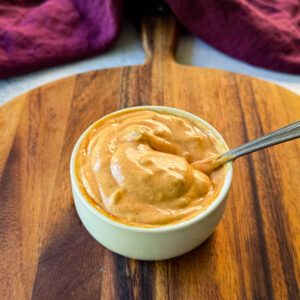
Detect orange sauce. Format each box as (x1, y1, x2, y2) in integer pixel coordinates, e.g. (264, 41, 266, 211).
(75, 109, 227, 227)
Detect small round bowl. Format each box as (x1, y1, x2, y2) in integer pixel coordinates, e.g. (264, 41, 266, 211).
(70, 106, 233, 260)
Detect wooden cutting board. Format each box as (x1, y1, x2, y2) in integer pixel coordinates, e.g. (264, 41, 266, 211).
(0, 14, 299, 300)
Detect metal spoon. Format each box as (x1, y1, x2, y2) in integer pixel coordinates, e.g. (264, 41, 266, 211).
(191, 120, 300, 174)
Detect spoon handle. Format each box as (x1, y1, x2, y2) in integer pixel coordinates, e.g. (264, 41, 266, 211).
(222, 120, 300, 162)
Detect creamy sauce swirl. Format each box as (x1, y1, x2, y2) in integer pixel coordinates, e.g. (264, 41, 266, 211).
(76, 110, 227, 227)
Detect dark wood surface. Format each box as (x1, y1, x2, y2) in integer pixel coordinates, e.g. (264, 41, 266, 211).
(0, 14, 299, 300)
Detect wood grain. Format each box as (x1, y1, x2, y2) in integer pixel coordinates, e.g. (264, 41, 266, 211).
(0, 13, 299, 300)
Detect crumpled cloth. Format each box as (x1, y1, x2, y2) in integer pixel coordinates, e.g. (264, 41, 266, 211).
(0, 0, 122, 78)
(165, 0, 300, 74)
(0, 0, 299, 79)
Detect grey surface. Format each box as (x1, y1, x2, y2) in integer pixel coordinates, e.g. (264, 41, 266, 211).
(1, 20, 300, 106)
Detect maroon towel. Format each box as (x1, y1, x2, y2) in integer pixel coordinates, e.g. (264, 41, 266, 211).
(0, 0, 122, 78)
(166, 0, 300, 74)
(0, 0, 299, 79)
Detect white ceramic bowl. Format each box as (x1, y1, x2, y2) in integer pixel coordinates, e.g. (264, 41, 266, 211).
(70, 106, 233, 260)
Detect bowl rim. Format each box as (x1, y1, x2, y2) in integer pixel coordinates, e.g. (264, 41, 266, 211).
(70, 106, 233, 233)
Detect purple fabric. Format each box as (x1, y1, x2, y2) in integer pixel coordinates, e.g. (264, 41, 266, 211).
(0, 0, 122, 78)
(166, 0, 300, 74)
(0, 0, 299, 78)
